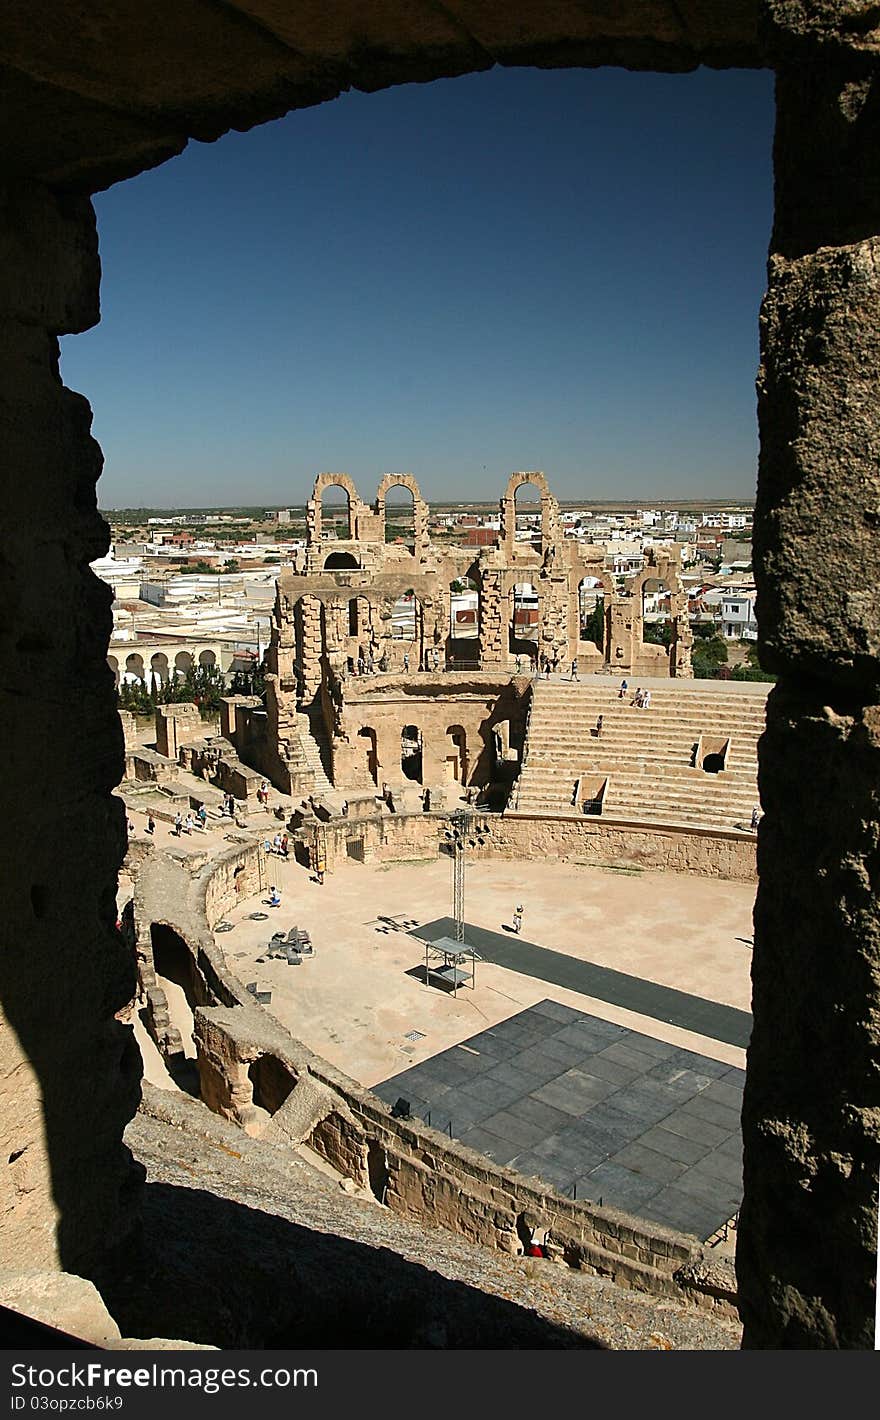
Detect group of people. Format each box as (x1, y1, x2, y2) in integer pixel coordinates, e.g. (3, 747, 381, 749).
(256, 780, 271, 808)
(270, 831, 290, 860)
(617, 680, 651, 708)
(173, 806, 208, 837)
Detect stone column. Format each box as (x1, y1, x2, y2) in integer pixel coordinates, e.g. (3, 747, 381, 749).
(299, 595, 323, 703)
(478, 570, 504, 668)
(738, 26, 880, 1348)
(0, 184, 142, 1281)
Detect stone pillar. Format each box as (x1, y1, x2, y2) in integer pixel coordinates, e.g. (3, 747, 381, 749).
(478, 569, 504, 668)
(738, 29, 880, 1348)
(300, 595, 323, 702)
(0, 184, 142, 1280)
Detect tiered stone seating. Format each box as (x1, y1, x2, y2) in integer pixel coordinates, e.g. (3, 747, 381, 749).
(511, 680, 767, 832)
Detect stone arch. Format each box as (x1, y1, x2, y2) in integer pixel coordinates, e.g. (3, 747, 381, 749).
(107, 654, 119, 687)
(150, 651, 169, 684)
(174, 650, 193, 675)
(376, 472, 427, 552)
(4, 4, 873, 1351)
(578, 576, 608, 658)
(198, 648, 216, 668)
(324, 550, 360, 571)
(309, 472, 360, 543)
(124, 652, 145, 681)
(499, 470, 560, 554)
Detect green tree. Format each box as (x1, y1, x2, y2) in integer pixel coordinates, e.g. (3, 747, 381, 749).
(581, 597, 605, 651)
(692, 636, 729, 679)
(222, 558, 240, 573)
(643, 619, 673, 648)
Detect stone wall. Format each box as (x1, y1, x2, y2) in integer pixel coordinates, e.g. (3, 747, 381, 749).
(308, 804, 756, 883)
(129, 839, 737, 1318)
(738, 8, 880, 1348)
(0, 185, 142, 1281)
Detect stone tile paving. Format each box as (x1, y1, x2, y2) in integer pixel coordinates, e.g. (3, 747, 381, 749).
(374, 1000, 744, 1241)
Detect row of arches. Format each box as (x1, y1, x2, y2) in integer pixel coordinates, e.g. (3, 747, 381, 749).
(108, 648, 217, 686)
(356, 723, 469, 787)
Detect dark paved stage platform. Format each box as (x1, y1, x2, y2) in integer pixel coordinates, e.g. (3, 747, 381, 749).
(412, 917, 752, 1049)
(374, 1000, 744, 1241)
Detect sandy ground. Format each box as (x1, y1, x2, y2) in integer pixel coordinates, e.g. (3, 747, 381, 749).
(213, 852, 754, 1089)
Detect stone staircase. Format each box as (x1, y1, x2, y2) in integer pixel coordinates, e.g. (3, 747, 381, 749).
(511, 680, 767, 832)
(295, 712, 334, 796)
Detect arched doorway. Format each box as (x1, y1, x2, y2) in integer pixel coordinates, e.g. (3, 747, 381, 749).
(400, 725, 422, 783)
(320, 482, 351, 541)
(198, 648, 216, 668)
(150, 651, 169, 684)
(579, 578, 605, 653)
(383, 483, 415, 552)
(448, 576, 479, 667)
(514, 480, 542, 550)
(324, 550, 359, 570)
(358, 726, 379, 785)
(445, 725, 468, 784)
(125, 652, 145, 681)
(509, 582, 539, 663)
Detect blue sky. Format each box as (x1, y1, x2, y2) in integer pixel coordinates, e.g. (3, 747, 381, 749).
(60, 65, 775, 509)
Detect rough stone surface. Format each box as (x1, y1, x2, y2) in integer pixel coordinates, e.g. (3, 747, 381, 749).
(113, 1087, 741, 1350)
(755, 240, 880, 691)
(738, 684, 880, 1347)
(0, 1270, 122, 1345)
(0, 183, 142, 1282)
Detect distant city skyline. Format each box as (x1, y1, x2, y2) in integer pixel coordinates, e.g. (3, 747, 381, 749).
(62, 65, 774, 509)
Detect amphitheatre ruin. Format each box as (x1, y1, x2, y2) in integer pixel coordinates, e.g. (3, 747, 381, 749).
(1, 0, 878, 1354)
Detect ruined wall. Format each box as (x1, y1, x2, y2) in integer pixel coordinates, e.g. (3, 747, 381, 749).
(739, 6, 880, 1346)
(295, 802, 755, 883)
(0, 185, 142, 1279)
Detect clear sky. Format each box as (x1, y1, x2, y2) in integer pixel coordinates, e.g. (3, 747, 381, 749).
(59, 64, 775, 509)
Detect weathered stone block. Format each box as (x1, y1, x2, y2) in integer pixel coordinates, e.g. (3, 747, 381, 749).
(755, 239, 880, 692)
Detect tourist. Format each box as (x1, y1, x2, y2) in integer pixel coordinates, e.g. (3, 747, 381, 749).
(642, 689, 651, 709)
(515, 655, 522, 675)
(268, 885, 281, 908)
(146, 813, 155, 835)
(272, 832, 283, 856)
(259, 780, 269, 807)
(631, 687, 643, 707)
(512, 905, 523, 934)
(595, 714, 603, 738)
(618, 679, 628, 699)
(403, 653, 409, 672)
(196, 804, 207, 829)
(183, 813, 194, 835)
(173, 812, 183, 837)
(280, 833, 290, 859)
(751, 804, 761, 831)
(570, 659, 579, 681)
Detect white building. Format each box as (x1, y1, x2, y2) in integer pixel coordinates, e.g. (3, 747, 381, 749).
(721, 590, 758, 639)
